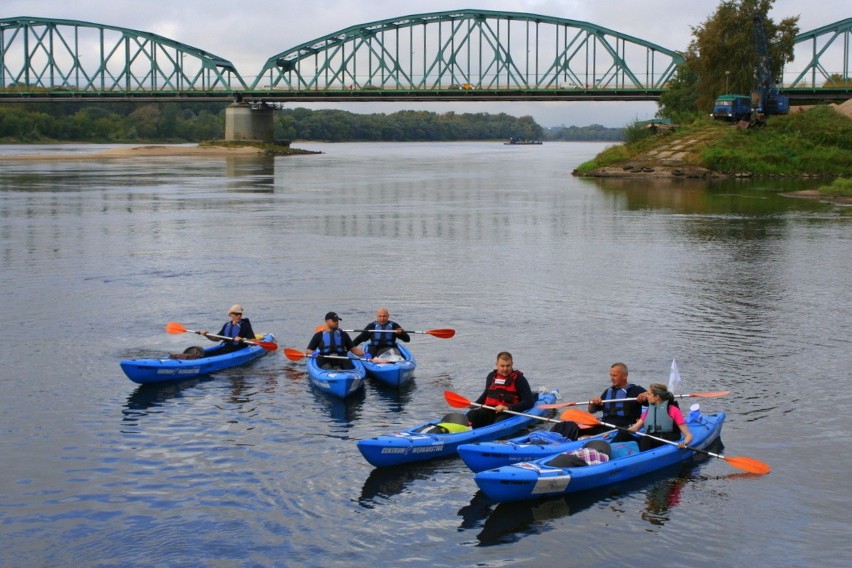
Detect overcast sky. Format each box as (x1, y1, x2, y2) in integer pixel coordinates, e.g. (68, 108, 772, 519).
(3, 1, 848, 126)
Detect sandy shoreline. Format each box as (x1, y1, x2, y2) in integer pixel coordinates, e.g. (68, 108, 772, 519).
(0, 144, 303, 161)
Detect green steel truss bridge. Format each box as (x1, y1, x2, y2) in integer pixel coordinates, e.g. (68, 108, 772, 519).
(1, 11, 850, 103)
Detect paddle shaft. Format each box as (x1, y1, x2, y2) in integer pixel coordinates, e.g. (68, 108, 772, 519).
(468, 401, 563, 425)
(339, 327, 454, 338)
(539, 391, 731, 410)
(593, 416, 719, 455)
(186, 328, 270, 348)
(283, 348, 388, 363)
(314, 353, 389, 363)
(342, 329, 430, 334)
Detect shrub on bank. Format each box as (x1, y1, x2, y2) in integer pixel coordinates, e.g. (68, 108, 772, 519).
(702, 107, 852, 176)
(818, 176, 852, 197)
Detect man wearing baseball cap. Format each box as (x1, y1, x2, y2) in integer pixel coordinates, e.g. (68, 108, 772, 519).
(306, 311, 368, 369)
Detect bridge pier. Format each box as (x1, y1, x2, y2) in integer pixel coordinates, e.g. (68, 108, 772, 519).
(225, 102, 274, 142)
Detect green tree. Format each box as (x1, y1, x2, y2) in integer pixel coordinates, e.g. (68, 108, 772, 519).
(657, 57, 700, 120)
(664, 0, 798, 114)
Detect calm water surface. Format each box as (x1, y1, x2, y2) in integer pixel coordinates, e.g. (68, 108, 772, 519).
(1, 141, 850, 567)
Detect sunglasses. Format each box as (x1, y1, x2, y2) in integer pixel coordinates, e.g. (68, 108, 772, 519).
(229, 312, 242, 316)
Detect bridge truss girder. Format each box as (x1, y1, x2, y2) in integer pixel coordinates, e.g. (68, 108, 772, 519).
(789, 18, 852, 87)
(0, 17, 246, 94)
(255, 9, 684, 93)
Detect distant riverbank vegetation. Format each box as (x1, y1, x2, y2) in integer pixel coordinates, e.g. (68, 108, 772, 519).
(0, 102, 623, 144)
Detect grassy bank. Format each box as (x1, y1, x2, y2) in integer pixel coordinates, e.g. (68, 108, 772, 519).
(818, 176, 852, 197)
(576, 105, 852, 177)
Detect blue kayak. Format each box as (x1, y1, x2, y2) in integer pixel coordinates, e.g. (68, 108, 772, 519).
(120, 334, 274, 384)
(473, 412, 725, 503)
(361, 343, 416, 387)
(307, 356, 366, 399)
(356, 390, 558, 468)
(458, 428, 618, 473)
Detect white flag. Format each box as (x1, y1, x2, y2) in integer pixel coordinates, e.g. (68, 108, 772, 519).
(668, 359, 682, 394)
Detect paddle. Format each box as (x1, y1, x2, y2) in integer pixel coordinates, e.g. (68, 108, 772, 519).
(537, 390, 732, 410)
(443, 390, 564, 425)
(559, 409, 770, 475)
(316, 325, 455, 338)
(164, 321, 278, 351)
(282, 347, 390, 364)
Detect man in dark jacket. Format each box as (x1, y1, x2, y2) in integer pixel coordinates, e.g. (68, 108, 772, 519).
(550, 362, 648, 441)
(200, 304, 256, 356)
(350, 307, 411, 357)
(467, 351, 535, 429)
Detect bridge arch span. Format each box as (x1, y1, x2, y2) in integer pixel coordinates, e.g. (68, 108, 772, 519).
(790, 17, 852, 88)
(255, 9, 684, 93)
(0, 16, 246, 94)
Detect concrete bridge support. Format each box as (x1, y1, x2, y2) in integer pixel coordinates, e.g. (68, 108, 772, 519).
(225, 102, 274, 142)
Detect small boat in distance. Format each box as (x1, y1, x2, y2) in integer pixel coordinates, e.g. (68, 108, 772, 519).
(504, 136, 543, 145)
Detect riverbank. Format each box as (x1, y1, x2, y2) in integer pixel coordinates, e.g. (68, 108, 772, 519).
(574, 100, 852, 185)
(0, 141, 320, 161)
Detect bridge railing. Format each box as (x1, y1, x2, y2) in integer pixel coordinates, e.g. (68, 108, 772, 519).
(1, 13, 849, 101)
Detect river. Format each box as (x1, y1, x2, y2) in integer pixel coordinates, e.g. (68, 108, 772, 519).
(0, 141, 850, 567)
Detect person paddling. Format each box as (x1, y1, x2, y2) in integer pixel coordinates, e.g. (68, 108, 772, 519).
(550, 362, 648, 441)
(626, 383, 693, 451)
(199, 304, 256, 357)
(350, 307, 411, 358)
(306, 311, 369, 370)
(466, 351, 535, 429)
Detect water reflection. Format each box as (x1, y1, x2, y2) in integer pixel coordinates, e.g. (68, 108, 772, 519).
(225, 157, 275, 193)
(367, 376, 417, 410)
(358, 460, 454, 508)
(591, 177, 828, 215)
(465, 447, 730, 545)
(469, 491, 591, 546)
(311, 386, 367, 424)
(121, 378, 207, 430)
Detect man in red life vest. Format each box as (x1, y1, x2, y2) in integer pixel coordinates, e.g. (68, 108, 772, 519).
(466, 351, 535, 428)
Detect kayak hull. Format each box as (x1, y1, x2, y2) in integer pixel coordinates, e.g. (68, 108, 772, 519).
(307, 357, 366, 399)
(473, 412, 725, 503)
(458, 429, 618, 473)
(356, 390, 558, 468)
(362, 343, 416, 387)
(120, 334, 274, 384)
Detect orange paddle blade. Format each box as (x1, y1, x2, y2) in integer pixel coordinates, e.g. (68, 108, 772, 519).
(444, 390, 472, 408)
(559, 409, 602, 425)
(426, 329, 455, 339)
(724, 455, 771, 475)
(283, 347, 308, 361)
(165, 322, 188, 334)
(315, 324, 328, 332)
(253, 340, 279, 351)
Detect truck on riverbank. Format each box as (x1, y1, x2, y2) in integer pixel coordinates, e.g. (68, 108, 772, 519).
(712, 94, 752, 121)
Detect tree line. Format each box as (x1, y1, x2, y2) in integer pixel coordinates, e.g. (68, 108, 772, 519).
(0, 102, 623, 144)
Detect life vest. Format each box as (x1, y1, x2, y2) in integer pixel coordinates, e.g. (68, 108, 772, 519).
(483, 371, 522, 406)
(370, 322, 397, 350)
(644, 401, 675, 434)
(222, 321, 246, 345)
(319, 330, 347, 356)
(601, 385, 642, 420)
